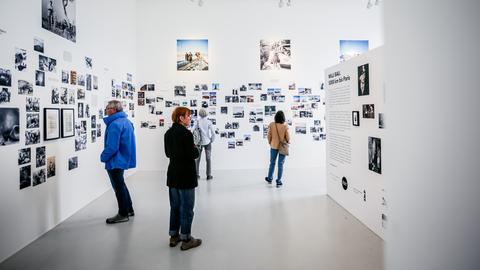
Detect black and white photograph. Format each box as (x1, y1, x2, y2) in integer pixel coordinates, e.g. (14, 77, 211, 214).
(61, 108, 74, 138)
(68, 156, 78, 170)
(68, 88, 75, 104)
(93, 76, 98, 90)
(34, 37, 44, 53)
(26, 113, 40, 129)
(233, 106, 244, 118)
(60, 87, 68, 104)
(25, 129, 41, 145)
(85, 56, 92, 69)
(42, 0, 76, 42)
(0, 108, 20, 146)
(248, 83, 262, 91)
(36, 146, 46, 167)
(87, 74, 94, 91)
(77, 88, 85, 100)
(220, 106, 228, 114)
(362, 104, 375, 118)
(212, 83, 220, 90)
(39, 55, 57, 72)
(138, 92, 145, 98)
(0, 68, 12, 86)
(18, 80, 33, 95)
(47, 156, 55, 178)
(358, 63, 369, 96)
(19, 165, 31, 190)
(147, 84, 155, 91)
(18, 148, 31, 165)
(228, 141, 235, 149)
(85, 104, 90, 118)
(62, 70, 69, 83)
(379, 113, 385, 129)
(91, 130, 96, 143)
(44, 108, 60, 140)
(0, 87, 11, 104)
(295, 123, 307, 134)
(352, 111, 360, 126)
(35, 70, 45, 86)
(127, 73, 132, 82)
(77, 74, 85, 86)
(15, 47, 27, 71)
(264, 105, 276, 116)
(260, 39, 291, 70)
(260, 94, 267, 101)
(32, 168, 46, 186)
(51, 87, 59, 104)
(368, 136, 382, 174)
(26, 97, 40, 112)
(74, 133, 87, 151)
(174, 85, 186, 96)
(77, 103, 84, 118)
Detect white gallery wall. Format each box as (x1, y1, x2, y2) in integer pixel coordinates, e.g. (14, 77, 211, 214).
(325, 47, 385, 239)
(0, 0, 137, 263)
(384, 1, 480, 270)
(134, 0, 384, 174)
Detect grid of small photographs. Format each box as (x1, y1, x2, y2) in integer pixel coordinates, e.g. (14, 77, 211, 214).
(137, 81, 326, 148)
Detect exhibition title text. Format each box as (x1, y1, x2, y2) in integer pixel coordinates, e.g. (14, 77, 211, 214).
(328, 71, 350, 85)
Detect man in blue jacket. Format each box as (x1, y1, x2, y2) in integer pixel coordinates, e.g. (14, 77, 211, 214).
(101, 100, 136, 224)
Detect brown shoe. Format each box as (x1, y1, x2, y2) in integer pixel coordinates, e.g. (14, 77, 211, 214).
(169, 235, 181, 247)
(180, 237, 202, 251)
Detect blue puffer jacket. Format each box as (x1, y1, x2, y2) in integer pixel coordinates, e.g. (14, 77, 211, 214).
(100, 111, 136, 170)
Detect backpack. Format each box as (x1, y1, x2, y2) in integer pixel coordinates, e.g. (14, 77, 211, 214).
(193, 124, 202, 146)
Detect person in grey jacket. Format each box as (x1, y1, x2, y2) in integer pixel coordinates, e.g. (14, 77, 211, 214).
(193, 108, 215, 180)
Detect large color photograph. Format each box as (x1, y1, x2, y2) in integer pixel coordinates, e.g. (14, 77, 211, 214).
(339, 40, 368, 62)
(177, 39, 209, 71)
(260, 40, 291, 70)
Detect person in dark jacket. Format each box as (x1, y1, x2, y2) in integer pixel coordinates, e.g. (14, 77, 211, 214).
(101, 100, 136, 224)
(164, 107, 202, 251)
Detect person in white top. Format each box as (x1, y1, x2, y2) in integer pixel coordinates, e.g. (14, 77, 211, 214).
(194, 109, 215, 180)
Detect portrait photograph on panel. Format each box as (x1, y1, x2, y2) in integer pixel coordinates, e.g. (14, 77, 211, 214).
(362, 104, 375, 118)
(260, 39, 291, 70)
(368, 136, 382, 174)
(20, 165, 31, 190)
(358, 63, 369, 96)
(0, 108, 20, 146)
(41, 0, 76, 42)
(177, 39, 209, 71)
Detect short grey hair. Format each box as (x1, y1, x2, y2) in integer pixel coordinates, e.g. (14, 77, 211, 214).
(199, 108, 207, 118)
(107, 100, 123, 112)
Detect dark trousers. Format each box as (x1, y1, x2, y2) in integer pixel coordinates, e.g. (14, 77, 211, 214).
(107, 169, 133, 217)
(169, 188, 195, 240)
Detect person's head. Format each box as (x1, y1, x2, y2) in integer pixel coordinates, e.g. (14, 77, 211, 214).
(274, 110, 285, 124)
(172, 106, 191, 127)
(199, 108, 207, 118)
(105, 100, 123, 116)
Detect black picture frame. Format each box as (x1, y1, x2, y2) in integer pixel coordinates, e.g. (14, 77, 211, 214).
(61, 108, 75, 138)
(43, 108, 60, 140)
(352, 111, 360, 126)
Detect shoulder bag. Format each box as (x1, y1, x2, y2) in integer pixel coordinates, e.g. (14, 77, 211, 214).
(275, 124, 289, 156)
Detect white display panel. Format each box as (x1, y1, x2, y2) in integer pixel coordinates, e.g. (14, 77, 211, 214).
(325, 47, 385, 239)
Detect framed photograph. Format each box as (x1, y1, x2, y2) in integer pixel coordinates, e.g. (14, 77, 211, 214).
(358, 63, 370, 96)
(61, 108, 75, 138)
(352, 111, 360, 126)
(368, 136, 382, 174)
(362, 104, 375, 118)
(44, 108, 60, 140)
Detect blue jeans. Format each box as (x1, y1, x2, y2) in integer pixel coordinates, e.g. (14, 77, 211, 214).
(267, 148, 286, 183)
(169, 188, 195, 240)
(107, 169, 133, 217)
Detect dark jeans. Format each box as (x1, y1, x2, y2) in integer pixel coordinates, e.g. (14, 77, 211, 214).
(169, 188, 195, 240)
(267, 148, 286, 183)
(107, 169, 133, 217)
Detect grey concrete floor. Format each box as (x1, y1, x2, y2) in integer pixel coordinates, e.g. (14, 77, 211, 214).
(0, 169, 384, 270)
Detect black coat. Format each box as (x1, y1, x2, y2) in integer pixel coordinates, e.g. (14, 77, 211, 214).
(164, 123, 199, 189)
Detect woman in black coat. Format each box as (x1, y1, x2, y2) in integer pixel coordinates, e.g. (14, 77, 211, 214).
(164, 107, 202, 250)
